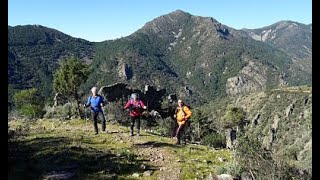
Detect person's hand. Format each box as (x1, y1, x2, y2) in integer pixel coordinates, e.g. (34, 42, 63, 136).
(142, 111, 149, 117)
(143, 106, 147, 109)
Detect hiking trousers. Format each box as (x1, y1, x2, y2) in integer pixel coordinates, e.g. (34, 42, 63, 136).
(130, 116, 141, 135)
(91, 111, 106, 134)
(176, 124, 187, 144)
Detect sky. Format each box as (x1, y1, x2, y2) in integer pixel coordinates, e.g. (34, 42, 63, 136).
(8, 0, 312, 42)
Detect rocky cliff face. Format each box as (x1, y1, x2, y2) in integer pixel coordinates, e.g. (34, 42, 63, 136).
(230, 87, 312, 173)
(226, 60, 268, 95)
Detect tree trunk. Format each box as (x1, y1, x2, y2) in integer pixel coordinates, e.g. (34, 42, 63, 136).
(74, 93, 81, 118)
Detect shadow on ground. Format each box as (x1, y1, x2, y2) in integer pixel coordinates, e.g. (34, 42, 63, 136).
(8, 135, 155, 179)
(133, 141, 183, 148)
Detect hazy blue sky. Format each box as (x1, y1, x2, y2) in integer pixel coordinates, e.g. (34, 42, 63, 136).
(9, 0, 312, 42)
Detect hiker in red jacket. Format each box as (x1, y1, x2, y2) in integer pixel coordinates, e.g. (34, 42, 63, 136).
(124, 93, 147, 136)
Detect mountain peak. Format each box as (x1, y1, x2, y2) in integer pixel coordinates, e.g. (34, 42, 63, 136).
(137, 9, 192, 35)
(168, 9, 190, 16)
(162, 9, 192, 20)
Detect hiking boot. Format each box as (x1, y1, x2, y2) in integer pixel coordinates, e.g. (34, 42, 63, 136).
(182, 140, 187, 145)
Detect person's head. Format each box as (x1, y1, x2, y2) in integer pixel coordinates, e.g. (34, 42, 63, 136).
(91, 87, 98, 96)
(131, 93, 139, 101)
(178, 99, 184, 107)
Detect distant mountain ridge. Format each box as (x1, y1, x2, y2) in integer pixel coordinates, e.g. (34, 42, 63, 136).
(242, 21, 311, 58)
(242, 21, 312, 74)
(8, 10, 312, 107)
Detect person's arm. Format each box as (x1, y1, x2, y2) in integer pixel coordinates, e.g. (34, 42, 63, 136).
(124, 101, 131, 109)
(84, 96, 91, 107)
(100, 96, 105, 107)
(173, 107, 178, 118)
(140, 100, 147, 109)
(183, 106, 192, 120)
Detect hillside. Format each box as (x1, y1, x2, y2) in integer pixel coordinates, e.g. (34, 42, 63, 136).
(8, 25, 94, 109)
(8, 119, 233, 179)
(194, 85, 312, 178)
(8, 10, 312, 109)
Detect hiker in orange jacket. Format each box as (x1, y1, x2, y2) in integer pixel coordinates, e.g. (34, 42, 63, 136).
(174, 99, 192, 145)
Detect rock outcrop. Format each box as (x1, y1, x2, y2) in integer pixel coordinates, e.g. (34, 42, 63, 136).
(226, 61, 267, 95)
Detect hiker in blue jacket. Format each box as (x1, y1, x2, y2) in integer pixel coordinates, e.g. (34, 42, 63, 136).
(84, 87, 106, 135)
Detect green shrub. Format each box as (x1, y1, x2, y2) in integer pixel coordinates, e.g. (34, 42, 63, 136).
(18, 104, 44, 119)
(43, 103, 77, 119)
(201, 133, 226, 148)
(221, 106, 246, 128)
(13, 88, 45, 119)
(154, 117, 176, 137)
(104, 101, 129, 125)
(284, 146, 299, 160)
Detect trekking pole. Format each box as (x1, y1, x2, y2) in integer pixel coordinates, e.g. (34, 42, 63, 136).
(121, 94, 126, 124)
(102, 95, 107, 122)
(84, 104, 88, 130)
(127, 95, 130, 133)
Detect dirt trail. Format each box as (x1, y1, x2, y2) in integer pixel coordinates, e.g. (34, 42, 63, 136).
(108, 128, 182, 180)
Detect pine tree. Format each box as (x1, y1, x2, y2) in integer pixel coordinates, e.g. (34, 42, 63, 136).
(53, 56, 89, 117)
